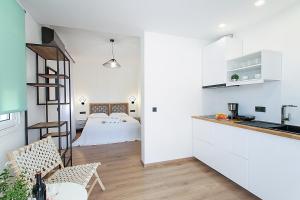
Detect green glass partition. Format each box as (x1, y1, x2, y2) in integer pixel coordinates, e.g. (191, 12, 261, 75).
(0, 0, 26, 114)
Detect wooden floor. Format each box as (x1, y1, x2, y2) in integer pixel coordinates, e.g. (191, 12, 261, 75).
(72, 141, 260, 200)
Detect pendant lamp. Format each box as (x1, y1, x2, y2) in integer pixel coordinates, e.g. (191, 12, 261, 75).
(103, 39, 121, 68)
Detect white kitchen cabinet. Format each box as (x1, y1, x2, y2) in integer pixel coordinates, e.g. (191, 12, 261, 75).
(192, 118, 300, 200)
(192, 119, 249, 189)
(193, 138, 215, 167)
(202, 36, 243, 87)
(230, 127, 249, 159)
(192, 119, 214, 144)
(229, 154, 249, 189)
(248, 131, 300, 200)
(226, 50, 282, 86)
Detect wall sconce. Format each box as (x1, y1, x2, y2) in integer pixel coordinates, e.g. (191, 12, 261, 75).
(128, 96, 136, 104)
(79, 96, 87, 105)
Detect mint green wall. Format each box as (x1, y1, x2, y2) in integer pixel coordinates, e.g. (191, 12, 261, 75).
(0, 0, 26, 114)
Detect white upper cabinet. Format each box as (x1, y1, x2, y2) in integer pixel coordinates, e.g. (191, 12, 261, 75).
(202, 36, 243, 87)
(226, 50, 282, 86)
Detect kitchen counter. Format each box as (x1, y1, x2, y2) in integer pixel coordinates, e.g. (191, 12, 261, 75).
(192, 115, 300, 140)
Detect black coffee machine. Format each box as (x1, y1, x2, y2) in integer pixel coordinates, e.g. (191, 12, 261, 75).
(228, 103, 238, 119)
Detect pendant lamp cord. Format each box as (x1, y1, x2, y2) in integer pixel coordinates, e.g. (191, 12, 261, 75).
(111, 40, 115, 59)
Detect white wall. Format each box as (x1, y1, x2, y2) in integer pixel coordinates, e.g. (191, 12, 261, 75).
(202, 4, 300, 125)
(142, 32, 203, 164)
(25, 12, 46, 144)
(54, 28, 141, 119)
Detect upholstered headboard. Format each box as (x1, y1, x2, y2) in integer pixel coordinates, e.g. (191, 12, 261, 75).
(89, 103, 110, 115)
(110, 103, 129, 114)
(89, 103, 129, 115)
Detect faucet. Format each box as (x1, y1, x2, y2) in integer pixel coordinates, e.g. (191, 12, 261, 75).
(281, 105, 298, 124)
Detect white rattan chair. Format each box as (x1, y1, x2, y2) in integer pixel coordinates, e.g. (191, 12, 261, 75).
(7, 136, 105, 196)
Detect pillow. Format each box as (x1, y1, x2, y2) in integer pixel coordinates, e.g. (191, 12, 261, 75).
(109, 112, 128, 118)
(89, 113, 108, 118)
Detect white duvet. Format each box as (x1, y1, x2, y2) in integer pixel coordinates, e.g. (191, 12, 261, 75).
(73, 113, 141, 146)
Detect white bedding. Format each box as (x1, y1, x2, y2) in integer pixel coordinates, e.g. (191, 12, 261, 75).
(73, 114, 141, 146)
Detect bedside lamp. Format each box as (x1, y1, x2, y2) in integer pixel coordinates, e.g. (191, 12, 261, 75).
(79, 96, 87, 105)
(128, 96, 136, 104)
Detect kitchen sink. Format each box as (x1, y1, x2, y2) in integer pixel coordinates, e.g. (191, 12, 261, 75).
(236, 121, 300, 135)
(271, 125, 300, 135)
(236, 121, 283, 129)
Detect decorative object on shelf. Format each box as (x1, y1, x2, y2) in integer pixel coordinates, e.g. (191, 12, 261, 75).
(79, 96, 87, 105)
(32, 172, 46, 200)
(128, 96, 136, 104)
(231, 74, 239, 81)
(103, 39, 121, 68)
(0, 168, 29, 200)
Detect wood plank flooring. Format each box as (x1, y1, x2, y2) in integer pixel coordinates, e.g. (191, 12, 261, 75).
(72, 141, 260, 200)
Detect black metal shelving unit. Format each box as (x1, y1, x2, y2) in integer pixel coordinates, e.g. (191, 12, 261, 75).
(25, 43, 73, 167)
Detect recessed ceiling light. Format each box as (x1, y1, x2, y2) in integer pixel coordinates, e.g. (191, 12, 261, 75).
(218, 23, 227, 29)
(254, 0, 266, 7)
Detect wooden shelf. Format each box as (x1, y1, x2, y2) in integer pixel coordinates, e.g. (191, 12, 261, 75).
(42, 131, 70, 138)
(28, 121, 67, 129)
(38, 102, 70, 105)
(26, 43, 68, 61)
(39, 74, 69, 79)
(27, 83, 64, 87)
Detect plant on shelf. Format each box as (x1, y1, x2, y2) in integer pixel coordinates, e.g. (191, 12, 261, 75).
(231, 74, 239, 81)
(0, 168, 29, 200)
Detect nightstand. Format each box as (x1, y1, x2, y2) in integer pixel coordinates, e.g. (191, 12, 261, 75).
(134, 117, 141, 123)
(76, 119, 87, 131)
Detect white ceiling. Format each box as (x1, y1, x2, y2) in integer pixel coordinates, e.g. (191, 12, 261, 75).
(19, 0, 299, 40)
(54, 27, 140, 62)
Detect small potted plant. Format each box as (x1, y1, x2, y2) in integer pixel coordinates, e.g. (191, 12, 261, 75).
(0, 168, 29, 200)
(231, 74, 239, 81)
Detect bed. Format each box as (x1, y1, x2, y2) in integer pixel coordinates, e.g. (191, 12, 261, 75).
(73, 103, 141, 146)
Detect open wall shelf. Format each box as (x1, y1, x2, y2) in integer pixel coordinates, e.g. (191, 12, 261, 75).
(25, 43, 73, 167)
(26, 43, 69, 61)
(226, 50, 282, 86)
(27, 83, 64, 87)
(28, 121, 67, 129)
(39, 74, 70, 79)
(38, 102, 70, 105)
(42, 131, 71, 138)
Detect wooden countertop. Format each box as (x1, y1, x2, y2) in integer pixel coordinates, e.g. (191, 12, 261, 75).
(192, 116, 300, 141)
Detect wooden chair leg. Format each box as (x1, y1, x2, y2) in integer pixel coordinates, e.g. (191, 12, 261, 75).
(94, 171, 106, 191)
(87, 179, 98, 196)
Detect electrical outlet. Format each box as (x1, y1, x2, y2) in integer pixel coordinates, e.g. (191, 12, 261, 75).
(255, 106, 266, 112)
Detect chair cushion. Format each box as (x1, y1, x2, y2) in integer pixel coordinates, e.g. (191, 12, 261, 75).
(46, 163, 100, 187)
